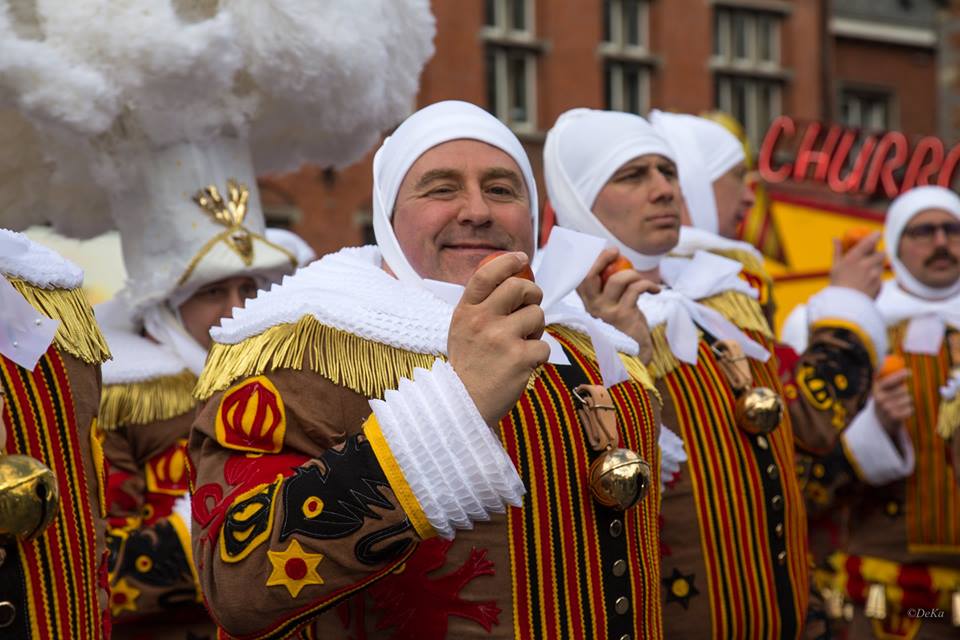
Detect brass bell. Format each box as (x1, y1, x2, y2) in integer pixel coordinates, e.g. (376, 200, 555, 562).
(0, 454, 60, 542)
(588, 447, 652, 510)
(864, 583, 887, 620)
(736, 386, 784, 435)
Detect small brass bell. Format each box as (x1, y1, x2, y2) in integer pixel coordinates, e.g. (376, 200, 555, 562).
(736, 386, 784, 435)
(864, 583, 887, 621)
(588, 448, 652, 510)
(0, 454, 60, 542)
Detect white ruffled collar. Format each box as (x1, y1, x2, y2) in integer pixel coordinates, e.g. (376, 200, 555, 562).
(214, 245, 639, 359)
(0, 228, 83, 289)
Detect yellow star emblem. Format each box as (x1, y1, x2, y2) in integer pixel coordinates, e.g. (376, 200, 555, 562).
(110, 577, 141, 616)
(266, 539, 324, 598)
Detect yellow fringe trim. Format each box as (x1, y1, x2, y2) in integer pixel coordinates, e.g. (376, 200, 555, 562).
(712, 247, 771, 282)
(648, 323, 684, 380)
(99, 370, 198, 431)
(697, 289, 774, 339)
(194, 315, 441, 401)
(937, 393, 960, 440)
(9, 279, 111, 365)
(548, 325, 660, 402)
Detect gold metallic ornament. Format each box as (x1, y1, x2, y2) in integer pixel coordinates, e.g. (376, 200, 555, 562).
(0, 454, 60, 542)
(864, 583, 887, 620)
(736, 386, 784, 435)
(588, 447, 652, 511)
(193, 179, 254, 265)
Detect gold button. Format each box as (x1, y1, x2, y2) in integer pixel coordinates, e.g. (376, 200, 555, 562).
(766, 464, 779, 480)
(771, 495, 783, 511)
(0, 601, 15, 628)
(609, 520, 623, 538)
(756, 436, 769, 450)
(775, 523, 784, 537)
(615, 596, 630, 615)
(777, 550, 787, 565)
(619, 635, 632, 640)
(612, 559, 627, 577)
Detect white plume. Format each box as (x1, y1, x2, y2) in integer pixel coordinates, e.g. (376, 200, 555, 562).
(0, 0, 435, 237)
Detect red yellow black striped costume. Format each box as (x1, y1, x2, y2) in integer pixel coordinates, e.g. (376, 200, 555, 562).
(0, 268, 111, 639)
(189, 317, 663, 640)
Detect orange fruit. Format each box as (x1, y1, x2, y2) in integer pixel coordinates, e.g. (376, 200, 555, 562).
(600, 256, 634, 287)
(877, 354, 906, 379)
(477, 251, 534, 282)
(840, 227, 874, 253)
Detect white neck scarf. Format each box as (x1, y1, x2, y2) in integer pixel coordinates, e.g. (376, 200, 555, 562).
(543, 108, 676, 270)
(885, 185, 960, 301)
(876, 279, 960, 355)
(674, 225, 764, 263)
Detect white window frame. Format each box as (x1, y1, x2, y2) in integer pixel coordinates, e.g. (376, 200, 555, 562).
(713, 6, 781, 73)
(602, 0, 651, 54)
(716, 75, 782, 148)
(487, 46, 538, 133)
(839, 88, 893, 132)
(484, 0, 535, 40)
(606, 62, 652, 115)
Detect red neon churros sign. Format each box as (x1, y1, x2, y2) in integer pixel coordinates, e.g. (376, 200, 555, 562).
(758, 115, 959, 198)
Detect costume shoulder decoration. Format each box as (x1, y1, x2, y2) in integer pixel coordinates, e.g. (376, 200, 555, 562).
(0, 229, 110, 365)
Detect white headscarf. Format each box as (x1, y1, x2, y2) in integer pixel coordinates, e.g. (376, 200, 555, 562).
(372, 100, 538, 288)
(649, 110, 745, 235)
(543, 108, 676, 270)
(885, 185, 960, 301)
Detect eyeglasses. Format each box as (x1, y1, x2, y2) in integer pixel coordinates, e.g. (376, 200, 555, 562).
(902, 222, 960, 242)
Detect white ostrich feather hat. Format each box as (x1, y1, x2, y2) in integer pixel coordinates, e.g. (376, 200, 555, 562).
(0, 0, 435, 312)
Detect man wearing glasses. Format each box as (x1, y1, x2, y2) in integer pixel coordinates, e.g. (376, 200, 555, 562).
(813, 186, 960, 639)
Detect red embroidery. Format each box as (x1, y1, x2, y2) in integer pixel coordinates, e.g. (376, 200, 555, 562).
(215, 377, 286, 453)
(368, 538, 500, 639)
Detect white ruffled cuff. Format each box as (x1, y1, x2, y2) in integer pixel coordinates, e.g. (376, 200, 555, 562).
(369, 359, 526, 539)
(659, 425, 687, 490)
(841, 399, 915, 486)
(806, 286, 888, 366)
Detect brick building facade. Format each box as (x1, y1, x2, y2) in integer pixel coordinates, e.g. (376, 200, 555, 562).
(263, 0, 952, 257)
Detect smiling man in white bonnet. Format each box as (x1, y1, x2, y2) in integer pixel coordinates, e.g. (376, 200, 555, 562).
(188, 99, 666, 639)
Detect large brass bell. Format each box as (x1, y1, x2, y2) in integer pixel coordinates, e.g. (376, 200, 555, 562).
(0, 454, 60, 542)
(736, 386, 784, 435)
(588, 447, 652, 511)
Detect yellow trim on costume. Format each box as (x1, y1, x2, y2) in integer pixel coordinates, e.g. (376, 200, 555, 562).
(9, 278, 111, 365)
(99, 370, 198, 431)
(712, 247, 770, 278)
(647, 323, 686, 379)
(194, 315, 440, 401)
(907, 543, 960, 555)
(547, 324, 661, 401)
(362, 414, 436, 540)
(89, 418, 108, 518)
(936, 394, 960, 440)
(168, 511, 204, 602)
(218, 476, 281, 564)
(840, 437, 869, 483)
(698, 289, 774, 338)
(810, 317, 878, 367)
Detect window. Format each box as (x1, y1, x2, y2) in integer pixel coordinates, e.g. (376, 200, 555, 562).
(483, 0, 538, 131)
(605, 63, 651, 115)
(601, 0, 653, 115)
(840, 88, 891, 131)
(712, 6, 785, 147)
(603, 0, 650, 51)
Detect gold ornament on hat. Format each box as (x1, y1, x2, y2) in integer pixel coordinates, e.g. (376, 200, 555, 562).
(0, 454, 60, 542)
(574, 385, 652, 510)
(192, 179, 254, 266)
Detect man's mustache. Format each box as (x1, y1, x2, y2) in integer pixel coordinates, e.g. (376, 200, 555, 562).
(925, 248, 959, 266)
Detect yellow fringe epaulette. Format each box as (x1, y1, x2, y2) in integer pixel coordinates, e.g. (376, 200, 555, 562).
(698, 289, 774, 339)
(712, 247, 772, 284)
(548, 325, 661, 403)
(648, 323, 683, 380)
(10, 278, 111, 365)
(99, 370, 198, 431)
(937, 394, 960, 440)
(194, 315, 441, 401)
